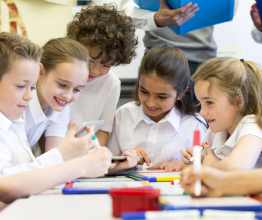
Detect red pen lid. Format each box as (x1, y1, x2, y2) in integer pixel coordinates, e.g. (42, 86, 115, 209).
(194, 130, 200, 146)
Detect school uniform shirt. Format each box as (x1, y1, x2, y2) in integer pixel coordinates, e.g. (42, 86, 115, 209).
(201, 115, 262, 168)
(70, 70, 121, 133)
(107, 101, 207, 166)
(23, 89, 70, 148)
(0, 113, 63, 176)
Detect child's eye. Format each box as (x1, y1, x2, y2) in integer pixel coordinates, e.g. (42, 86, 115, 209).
(59, 84, 66, 88)
(159, 96, 167, 99)
(103, 65, 111, 68)
(74, 88, 81, 92)
(140, 89, 148, 94)
(17, 85, 25, 89)
(31, 87, 36, 91)
(206, 101, 213, 105)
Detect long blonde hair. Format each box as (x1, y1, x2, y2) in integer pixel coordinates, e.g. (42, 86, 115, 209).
(191, 57, 262, 130)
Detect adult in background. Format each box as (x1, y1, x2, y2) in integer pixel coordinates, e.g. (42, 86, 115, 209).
(251, 2, 262, 43)
(121, 0, 239, 107)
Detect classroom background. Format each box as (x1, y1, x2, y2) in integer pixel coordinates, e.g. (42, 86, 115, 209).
(1, 0, 260, 108)
(0, 0, 261, 79)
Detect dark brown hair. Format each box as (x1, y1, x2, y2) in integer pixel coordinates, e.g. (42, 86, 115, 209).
(41, 37, 89, 73)
(0, 32, 42, 80)
(134, 45, 207, 127)
(66, 3, 138, 66)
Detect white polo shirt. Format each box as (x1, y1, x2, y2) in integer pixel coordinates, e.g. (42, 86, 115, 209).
(0, 113, 63, 176)
(70, 70, 120, 132)
(107, 102, 207, 166)
(23, 89, 70, 148)
(202, 115, 262, 168)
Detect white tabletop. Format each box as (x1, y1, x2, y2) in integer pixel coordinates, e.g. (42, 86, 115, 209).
(0, 180, 185, 220)
(0, 177, 257, 220)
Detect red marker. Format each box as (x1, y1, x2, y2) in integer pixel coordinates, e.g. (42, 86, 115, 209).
(189, 130, 203, 163)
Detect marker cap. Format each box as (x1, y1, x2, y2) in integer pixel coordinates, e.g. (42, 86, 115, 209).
(122, 212, 146, 220)
(194, 130, 200, 146)
(92, 135, 97, 140)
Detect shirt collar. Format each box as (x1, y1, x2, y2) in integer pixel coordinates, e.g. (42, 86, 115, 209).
(0, 113, 25, 132)
(133, 105, 181, 132)
(29, 89, 59, 124)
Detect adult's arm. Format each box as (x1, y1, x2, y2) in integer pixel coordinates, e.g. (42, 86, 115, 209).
(121, 0, 198, 30)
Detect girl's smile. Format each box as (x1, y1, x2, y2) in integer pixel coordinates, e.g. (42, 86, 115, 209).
(54, 97, 69, 106)
(145, 104, 160, 112)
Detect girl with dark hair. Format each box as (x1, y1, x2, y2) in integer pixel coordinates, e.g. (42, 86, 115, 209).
(108, 45, 207, 171)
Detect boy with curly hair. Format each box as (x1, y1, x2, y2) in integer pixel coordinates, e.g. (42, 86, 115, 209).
(67, 3, 138, 146)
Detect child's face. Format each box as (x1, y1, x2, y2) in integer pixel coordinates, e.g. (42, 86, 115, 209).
(195, 80, 240, 136)
(0, 60, 39, 120)
(138, 73, 180, 122)
(87, 47, 113, 82)
(38, 60, 89, 112)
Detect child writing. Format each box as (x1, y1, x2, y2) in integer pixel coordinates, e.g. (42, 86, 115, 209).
(107, 45, 207, 171)
(0, 32, 136, 175)
(181, 57, 262, 171)
(66, 3, 138, 146)
(0, 33, 112, 180)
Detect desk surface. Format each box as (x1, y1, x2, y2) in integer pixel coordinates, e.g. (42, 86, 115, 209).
(0, 181, 184, 220)
(0, 178, 258, 220)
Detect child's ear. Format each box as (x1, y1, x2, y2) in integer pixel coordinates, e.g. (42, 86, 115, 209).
(177, 87, 188, 100)
(38, 63, 45, 81)
(236, 94, 243, 109)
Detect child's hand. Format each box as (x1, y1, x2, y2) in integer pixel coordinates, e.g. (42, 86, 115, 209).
(57, 121, 95, 161)
(180, 165, 227, 197)
(201, 142, 220, 166)
(147, 160, 184, 171)
(133, 148, 151, 166)
(108, 150, 140, 173)
(180, 145, 205, 164)
(251, 3, 262, 31)
(81, 147, 113, 177)
(180, 147, 193, 164)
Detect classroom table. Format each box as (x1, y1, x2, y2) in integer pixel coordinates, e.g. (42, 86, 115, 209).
(0, 176, 259, 220)
(0, 180, 189, 220)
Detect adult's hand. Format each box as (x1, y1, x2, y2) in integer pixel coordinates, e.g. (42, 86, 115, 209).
(154, 0, 199, 28)
(251, 2, 262, 31)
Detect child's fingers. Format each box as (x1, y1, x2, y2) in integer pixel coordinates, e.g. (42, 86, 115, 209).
(180, 148, 192, 160)
(85, 125, 95, 135)
(109, 161, 119, 169)
(182, 157, 190, 164)
(186, 147, 193, 156)
(68, 121, 78, 137)
(148, 164, 163, 170)
(135, 148, 151, 166)
(202, 142, 213, 155)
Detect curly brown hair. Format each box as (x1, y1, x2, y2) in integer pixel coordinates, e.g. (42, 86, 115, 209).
(66, 3, 138, 66)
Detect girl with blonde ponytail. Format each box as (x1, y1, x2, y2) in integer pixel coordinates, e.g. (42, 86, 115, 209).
(181, 57, 262, 171)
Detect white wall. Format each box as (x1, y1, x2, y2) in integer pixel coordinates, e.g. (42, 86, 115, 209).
(110, 0, 262, 79)
(213, 0, 262, 65)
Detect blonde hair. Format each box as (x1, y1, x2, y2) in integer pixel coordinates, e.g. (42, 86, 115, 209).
(41, 38, 89, 73)
(191, 57, 262, 130)
(0, 32, 42, 80)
